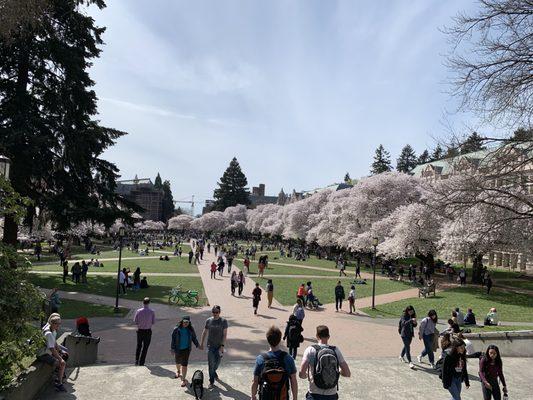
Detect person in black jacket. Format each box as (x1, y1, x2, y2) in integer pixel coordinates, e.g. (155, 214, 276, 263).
(171, 316, 199, 387)
(399, 305, 417, 369)
(442, 339, 470, 400)
(283, 314, 304, 359)
(334, 281, 345, 312)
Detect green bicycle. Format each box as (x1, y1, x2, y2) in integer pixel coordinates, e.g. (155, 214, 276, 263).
(168, 285, 199, 306)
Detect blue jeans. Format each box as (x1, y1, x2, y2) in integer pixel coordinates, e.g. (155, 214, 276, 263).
(207, 346, 221, 384)
(447, 376, 462, 400)
(401, 336, 412, 362)
(421, 333, 435, 363)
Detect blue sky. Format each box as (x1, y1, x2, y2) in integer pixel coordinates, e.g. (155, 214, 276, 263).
(90, 0, 481, 207)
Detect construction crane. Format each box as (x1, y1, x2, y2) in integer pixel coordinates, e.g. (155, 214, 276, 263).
(173, 195, 195, 216)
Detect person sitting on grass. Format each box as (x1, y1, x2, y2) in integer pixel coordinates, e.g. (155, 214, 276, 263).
(463, 308, 477, 325)
(140, 277, 149, 289)
(484, 308, 499, 326)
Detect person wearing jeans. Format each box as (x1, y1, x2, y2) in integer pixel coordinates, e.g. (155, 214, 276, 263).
(399, 305, 417, 369)
(418, 309, 438, 367)
(442, 339, 470, 400)
(200, 305, 228, 388)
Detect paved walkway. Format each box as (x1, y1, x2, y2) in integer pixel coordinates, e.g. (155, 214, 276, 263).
(40, 358, 533, 399)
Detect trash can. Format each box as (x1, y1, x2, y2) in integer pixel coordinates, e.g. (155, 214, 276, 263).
(63, 334, 100, 367)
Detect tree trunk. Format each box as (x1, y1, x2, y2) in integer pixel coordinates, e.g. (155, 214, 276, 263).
(471, 254, 484, 284)
(2, 214, 18, 246)
(416, 253, 435, 270)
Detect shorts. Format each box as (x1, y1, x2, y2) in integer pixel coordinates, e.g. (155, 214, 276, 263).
(306, 392, 338, 400)
(175, 348, 191, 366)
(253, 298, 260, 308)
(37, 354, 57, 366)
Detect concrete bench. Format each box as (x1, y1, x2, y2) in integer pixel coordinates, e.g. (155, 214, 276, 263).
(464, 330, 533, 357)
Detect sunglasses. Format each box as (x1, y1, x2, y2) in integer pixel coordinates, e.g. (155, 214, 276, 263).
(212, 311, 220, 314)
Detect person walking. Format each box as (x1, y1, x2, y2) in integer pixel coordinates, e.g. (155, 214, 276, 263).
(298, 325, 351, 399)
(334, 281, 345, 312)
(348, 285, 356, 314)
(81, 260, 88, 283)
(252, 283, 262, 315)
(199, 305, 228, 388)
(355, 263, 361, 279)
(133, 267, 141, 291)
(72, 262, 81, 284)
(338, 260, 347, 277)
(217, 257, 224, 277)
(171, 316, 199, 387)
(266, 279, 274, 308)
(210, 262, 217, 279)
(188, 250, 194, 264)
(398, 305, 417, 369)
(442, 339, 470, 400)
(283, 315, 304, 359)
(119, 268, 127, 294)
(479, 345, 508, 400)
(297, 283, 306, 306)
(293, 299, 305, 324)
(251, 325, 298, 400)
(417, 309, 438, 368)
(134, 297, 155, 366)
(62, 261, 69, 284)
(230, 271, 238, 296)
(244, 256, 251, 275)
(237, 271, 245, 296)
(486, 275, 493, 294)
(227, 254, 234, 274)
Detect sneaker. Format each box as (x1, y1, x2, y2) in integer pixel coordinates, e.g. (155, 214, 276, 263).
(208, 383, 215, 389)
(409, 362, 415, 369)
(417, 355, 422, 363)
(430, 362, 435, 369)
(399, 355, 406, 363)
(55, 383, 67, 392)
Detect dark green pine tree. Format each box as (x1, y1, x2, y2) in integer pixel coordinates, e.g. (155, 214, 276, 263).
(213, 157, 251, 211)
(0, 0, 133, 243)
(344, 172, 351, 184)
(370, 144, 392, 175)
(460, 132, 485, 154)
(396, 144, 418, 173)
(161, 180, 175, 222)
(430, 145, 444, 161)
(511, 128, 533, 142)
(417, 149, 430, 165)
(154, 172, 163, 189)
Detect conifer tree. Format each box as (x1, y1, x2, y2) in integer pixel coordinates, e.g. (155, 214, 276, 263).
(396, 144, 418, 173)
(430, 145, 444, 161)
(344, 172, 351, 184)
(460, 132, 485, 154)
(370, 145, 392, 174)
(417, 149, 430, 165)
(161, 180, 175, 222)
(213, 158, 250, 211)
(154, 173, 163, 189)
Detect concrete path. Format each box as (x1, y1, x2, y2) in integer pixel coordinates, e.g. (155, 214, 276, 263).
(39, 358, 533, 399)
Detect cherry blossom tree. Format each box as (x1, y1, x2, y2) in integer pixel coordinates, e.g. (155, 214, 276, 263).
(282, 189, 332, 240)
(168, 214, 194, 231)
(222, 204, 248, 232)
(135, 220, 166, 231)
(190, 211, 227, 232)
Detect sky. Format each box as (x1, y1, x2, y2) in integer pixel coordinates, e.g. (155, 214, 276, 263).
(89, 0, 482, 209)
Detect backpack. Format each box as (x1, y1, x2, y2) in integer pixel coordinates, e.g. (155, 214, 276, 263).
(288, 323, 300, 344)
(259, 352, 290, 400)
(310, 345, 339, 390)
(436, 355, 446, 380)
(294, 307, 305, 321)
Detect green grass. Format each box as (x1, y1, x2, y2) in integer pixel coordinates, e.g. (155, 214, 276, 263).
(57, 298, 128, 319)
(497, 279, 533, 291)
(361, 286, 533, 322)
(28, 273, 206, 305)
(255, 276, 413, 306)
(237, 255, 339, 270)
(233, 260, 341, 276)
(31, 256, 199, 274)
(467, 325, 533, 333)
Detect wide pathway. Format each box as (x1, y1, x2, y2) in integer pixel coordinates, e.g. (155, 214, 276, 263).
(40, 358, 533, 399)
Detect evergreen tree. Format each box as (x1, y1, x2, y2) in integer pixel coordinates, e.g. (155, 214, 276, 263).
(161, 180, 175, 222)
(417, 149, 430, 165)
(154, 172, 163, 189)
(430, 145, 444, 161)
(370, 145, 392, 175)
(0, 0, 131, 243)
(175, 207, 183, 216)
(446, 147, 460, 158)
(213, 157, 251, 211)
(511, 127, 533, 142)
(460, 132, 485, 154)
(396, 144, 418, 173)
(344, 172, 351, 184)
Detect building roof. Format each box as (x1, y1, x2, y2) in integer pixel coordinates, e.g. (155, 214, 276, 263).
(411, 148, 497, 177)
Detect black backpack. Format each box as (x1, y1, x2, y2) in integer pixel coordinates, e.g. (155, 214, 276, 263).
(310, 345, 339, 390)
(288, 323, 300, 344)
(259, 352, 290, 400)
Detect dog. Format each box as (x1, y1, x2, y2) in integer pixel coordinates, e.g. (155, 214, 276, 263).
(191, 369, 204, 399)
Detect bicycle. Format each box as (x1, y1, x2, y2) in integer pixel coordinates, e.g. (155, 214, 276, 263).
(168, 285, 199, 306)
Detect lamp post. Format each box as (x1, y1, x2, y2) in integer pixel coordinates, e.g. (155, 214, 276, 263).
(114, 226, 125, 313)
(371, 237, 378, 310)
(0, 155, 11, 180)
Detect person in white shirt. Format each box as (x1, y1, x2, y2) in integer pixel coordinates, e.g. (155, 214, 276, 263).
(37, 314, 68, 392)
(119, 269, 126, 294)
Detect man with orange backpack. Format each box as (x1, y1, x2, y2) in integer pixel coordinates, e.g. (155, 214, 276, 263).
(252, 325, 298, 400)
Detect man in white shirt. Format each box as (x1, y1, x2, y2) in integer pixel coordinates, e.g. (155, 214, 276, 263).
(299, 325, 350, 399)
(37, 314, 68, 392)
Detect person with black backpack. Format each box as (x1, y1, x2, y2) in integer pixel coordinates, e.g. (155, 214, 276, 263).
(334, 281, 345, 312)
(283, 315, 304, 359)
(251, 325, 298, 400)
(298, 325, 351, 399)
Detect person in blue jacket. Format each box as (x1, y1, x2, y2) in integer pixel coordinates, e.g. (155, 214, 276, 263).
(171, 316, 199, 387)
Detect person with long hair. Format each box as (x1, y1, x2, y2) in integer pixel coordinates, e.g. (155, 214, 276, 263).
(170, 316, 199, 387)
(398, 305, 417, 369)
(442, 339, 470, 400)
(417, 309, 438, 368)
(479, 345, 508, 400)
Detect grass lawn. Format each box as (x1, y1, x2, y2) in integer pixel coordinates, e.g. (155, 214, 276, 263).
(233, 260, 341, 277)
(237, 255, 339, 270)
(361, 286, 533, 322)
(28, 273, 206, 305)
(31, 256, 199, 274)
(57, 298, 128, 319)
(255, 276, 413, 306)
(497, 279, 533, 291)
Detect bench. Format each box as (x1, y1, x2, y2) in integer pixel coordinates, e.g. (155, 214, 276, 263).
(418, 283, 436, 298)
